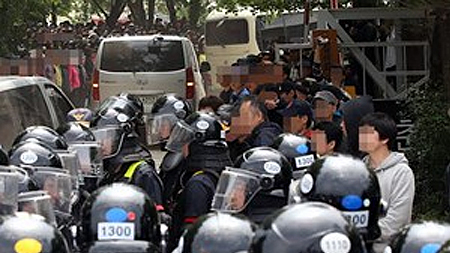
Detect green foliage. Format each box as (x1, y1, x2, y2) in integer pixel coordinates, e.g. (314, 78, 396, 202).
(405, 79, 450, 221)
(0, 0, 53, 56)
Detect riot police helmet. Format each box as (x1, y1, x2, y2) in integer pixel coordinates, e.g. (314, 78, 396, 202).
(0, 213, 70, 253)
(386, 221, 450, 253)
(249, 202, 367, 253)
(271, 133, 316, 179)
(151, 94, 192, 142)
(165, 112, 226, 152)
(212, 147, 292, 213)
(79, 183, 161, 250)
(9, 140, 63, 168)
(294, 153, 383, 242)
(176, 212, 256, 253)
(12, 125, 69, 150)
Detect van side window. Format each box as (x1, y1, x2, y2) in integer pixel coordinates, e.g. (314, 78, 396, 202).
(0, 85, 53, 148)
(45, 84, 73, 125)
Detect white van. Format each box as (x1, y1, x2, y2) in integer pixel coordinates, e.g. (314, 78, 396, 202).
(92, 35, 205, 113)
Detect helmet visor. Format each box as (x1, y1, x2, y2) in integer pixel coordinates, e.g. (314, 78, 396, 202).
(151, 113, 179, 142)
(56, 150, 80, 189)
(165, 121, 195, 152)
(211, 168, 261, 213)
(91, 126, 124, 158)
(18, 190, 56, 226)
(0, 166, 19, 214)
(32, 167, 73, 214)
(69, 142, 104, 178)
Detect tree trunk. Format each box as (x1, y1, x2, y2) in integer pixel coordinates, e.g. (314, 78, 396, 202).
(147, 0, 155, 29)
(188, 0, 201, 28)
(165, 0, 177, 24)
(106, 0, 127, 29)
(128, 0, 147, 27)
(430, 8, 450, 99)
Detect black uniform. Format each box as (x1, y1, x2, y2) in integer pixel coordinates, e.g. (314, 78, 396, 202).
(165, 112, 232, 252)
(100, 137, 163, 206)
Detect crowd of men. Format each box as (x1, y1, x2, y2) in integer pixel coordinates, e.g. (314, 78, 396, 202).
(0, 47, 447, 253)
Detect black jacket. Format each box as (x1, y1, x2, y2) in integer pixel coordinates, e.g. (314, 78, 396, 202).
(229, 121, 283, 161)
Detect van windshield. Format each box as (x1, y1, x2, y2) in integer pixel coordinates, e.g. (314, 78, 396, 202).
(100, 40, 185, 72)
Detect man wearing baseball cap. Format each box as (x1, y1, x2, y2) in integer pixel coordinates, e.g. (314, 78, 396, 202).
(312, 90, 340, 124)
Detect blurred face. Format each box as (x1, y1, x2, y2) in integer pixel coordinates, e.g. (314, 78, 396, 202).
(232, 101, 263, 136)
(311, 130, 329, 156)
(44, 178, 59, 204)
(158, 119, 173, 140)
(228, 181, 247, 210)
(359, 125, 387, 153)
(314, 99, 335, 122)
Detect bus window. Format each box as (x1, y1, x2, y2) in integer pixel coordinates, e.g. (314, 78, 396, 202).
(205, 19, 249, 46)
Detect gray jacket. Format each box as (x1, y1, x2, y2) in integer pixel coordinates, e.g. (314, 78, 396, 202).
(363, 152, 415, 253)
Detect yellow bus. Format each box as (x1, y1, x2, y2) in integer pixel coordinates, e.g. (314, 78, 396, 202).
(204, 8, 317, 92)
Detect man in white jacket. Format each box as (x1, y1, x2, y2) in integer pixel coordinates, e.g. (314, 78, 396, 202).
(359, 112, 415, 253)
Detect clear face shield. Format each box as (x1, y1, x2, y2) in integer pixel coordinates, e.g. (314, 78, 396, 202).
(0, 166, 19, 215)
(151, 113, 179, 143)
(165, 121, 195, 153)
(211, 168, 262, 213)
(91, 126, 125, 159)
(18, 190, 57, 226)
(69, 142, 104, 185)
(31, 167, 73, 214)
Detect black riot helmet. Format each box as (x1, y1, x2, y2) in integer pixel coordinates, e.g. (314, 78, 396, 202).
(294, 153, 383, 242)
(56, 122, 96, 143)
(151, 94, 193, 143)
(249, 202, 367, 253)
(90, 108, 135, 159)
(0, 213, 70, 253)
(165, 112, 225, 152)
(386, 221, 450, 253)
(97, 94, 144, 122)
(212, 147, 292, 214)
(88, 241, 161, 253)
(12, 125, 69, 150)
(9, 141, 63, 168)
(78, 183, 161, 251)
(176, 212, 256, 253)
(271, 133, 316, 179)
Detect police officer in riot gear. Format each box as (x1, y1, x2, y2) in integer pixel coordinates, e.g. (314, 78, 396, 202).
(173, 212, 256, 253)
(166, 112, 232, 252)
(211, 146, 293, 224)
(9, 140, 77, 250)
(150, 94, 193, 211)
(385, 221, 450, 253)
(271, 133, 316, 179)
(293, 153, 383, 250)
(97, 93, 147, 145)
(248, 202, 367, 253)
(91, 101, 163, 207)
(78, 183, 161, 252)
(0, 213, 71, 253)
